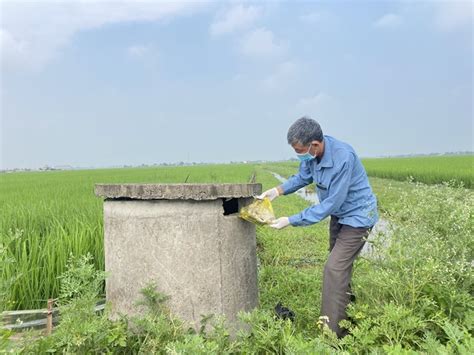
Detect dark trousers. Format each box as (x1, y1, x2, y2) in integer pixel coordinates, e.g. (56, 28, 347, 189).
(320, 216, 371, 337)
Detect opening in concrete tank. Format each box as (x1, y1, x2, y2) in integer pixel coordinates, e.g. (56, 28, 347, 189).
(222, 198, 239, 215)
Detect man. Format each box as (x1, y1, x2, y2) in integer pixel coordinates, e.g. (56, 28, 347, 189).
(257, 116, 378, 338)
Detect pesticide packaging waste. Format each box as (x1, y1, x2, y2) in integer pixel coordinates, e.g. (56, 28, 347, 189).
(239, 197, 275, 225)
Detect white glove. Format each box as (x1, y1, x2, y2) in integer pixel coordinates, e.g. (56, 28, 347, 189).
(269, 217, 290, 230)
(256, 187, 280, 201)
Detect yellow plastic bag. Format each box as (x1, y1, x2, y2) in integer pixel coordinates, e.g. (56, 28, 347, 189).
(239, 197, 275, 225)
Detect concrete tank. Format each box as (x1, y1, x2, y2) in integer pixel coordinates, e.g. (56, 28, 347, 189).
(94, 183, 261, 332)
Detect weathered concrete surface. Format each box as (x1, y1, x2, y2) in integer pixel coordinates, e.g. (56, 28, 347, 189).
(96, 183, 261, 334)
(95, 183, 261, 201)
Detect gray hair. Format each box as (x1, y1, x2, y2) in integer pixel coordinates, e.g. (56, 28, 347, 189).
(287, 116, 324, 145)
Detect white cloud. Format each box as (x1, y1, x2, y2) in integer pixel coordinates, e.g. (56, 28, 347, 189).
(262, 60, 298, 91)
(0, 29, 28, 64)
(296, 93, 333, 113)
(434, 1, 472, 32)
(210, 4, 261, 36)
(127, 44, 151, 58)
(239, 27, 286, 58)
(0, 0, 205, 71)
(373, 13, 403, 28)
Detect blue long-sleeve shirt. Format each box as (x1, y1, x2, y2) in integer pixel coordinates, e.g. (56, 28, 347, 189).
(282, 135, 378, 228)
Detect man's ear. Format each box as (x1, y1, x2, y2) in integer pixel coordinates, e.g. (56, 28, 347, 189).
(311, 140, 322, 156)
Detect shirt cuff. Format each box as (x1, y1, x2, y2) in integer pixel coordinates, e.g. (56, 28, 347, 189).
(280, 181, 293, 195)
(288, 214, 302, 226)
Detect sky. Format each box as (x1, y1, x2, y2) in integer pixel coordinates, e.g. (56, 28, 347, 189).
(0, 0, 472, 170)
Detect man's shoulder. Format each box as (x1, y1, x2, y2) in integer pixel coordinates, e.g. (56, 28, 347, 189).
(325, 135, 353, 151)
(326, 135, 356, 161)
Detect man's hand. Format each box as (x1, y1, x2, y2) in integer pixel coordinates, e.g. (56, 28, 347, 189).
(256, 187, 280, 201)
(269, 217, 290, 230)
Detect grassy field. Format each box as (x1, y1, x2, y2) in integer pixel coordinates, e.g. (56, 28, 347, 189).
(1, 156, 473, 352)
(362, 154, 473, 188)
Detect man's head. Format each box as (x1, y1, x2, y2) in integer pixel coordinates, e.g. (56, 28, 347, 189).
(287, 116, 324, 159)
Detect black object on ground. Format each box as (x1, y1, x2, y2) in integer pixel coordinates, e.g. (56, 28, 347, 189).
(274, 302, 295, 322)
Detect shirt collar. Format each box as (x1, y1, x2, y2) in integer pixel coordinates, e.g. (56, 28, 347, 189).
(315, 135, 333, 170)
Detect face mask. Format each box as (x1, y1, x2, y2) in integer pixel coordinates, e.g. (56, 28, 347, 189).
(296, 144, 315, 161)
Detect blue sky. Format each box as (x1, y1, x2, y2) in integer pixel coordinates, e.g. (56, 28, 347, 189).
(1, 0, 472, 170)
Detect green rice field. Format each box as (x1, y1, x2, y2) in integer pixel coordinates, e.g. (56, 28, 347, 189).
(362, 155, 473, 188)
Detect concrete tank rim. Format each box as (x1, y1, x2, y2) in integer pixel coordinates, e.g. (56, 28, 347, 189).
(94, 183, 262, 201)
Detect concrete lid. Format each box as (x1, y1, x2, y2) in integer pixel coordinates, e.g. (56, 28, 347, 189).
(94, 183, 262, 201)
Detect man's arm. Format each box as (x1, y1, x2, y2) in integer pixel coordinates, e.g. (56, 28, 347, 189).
(279, 161, 313, 195)
(288, 153, 354, 226)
